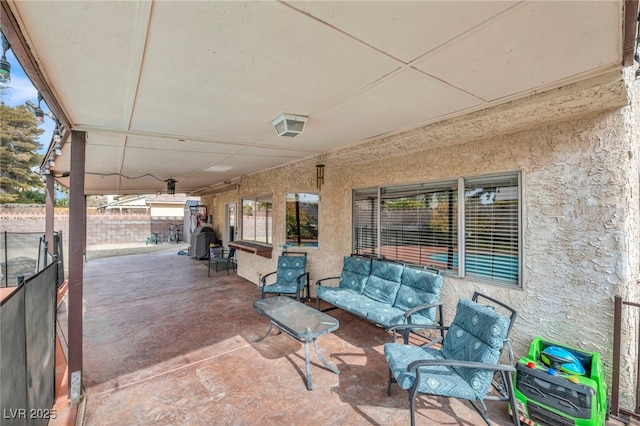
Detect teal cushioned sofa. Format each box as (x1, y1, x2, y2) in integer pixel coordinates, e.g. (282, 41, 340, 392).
(316, 256, 444, 339)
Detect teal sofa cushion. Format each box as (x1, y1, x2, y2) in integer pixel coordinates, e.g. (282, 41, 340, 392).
(393, 267, 443, 323)
(362, 260, 403, 304)
(338, 256, 371, 293)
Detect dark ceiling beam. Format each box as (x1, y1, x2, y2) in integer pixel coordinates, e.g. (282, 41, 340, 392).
(0, 0, 72, 130)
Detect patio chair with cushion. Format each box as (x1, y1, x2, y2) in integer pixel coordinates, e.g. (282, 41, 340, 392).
(384, 292, 520, 426)
(208, 247, 236, 276)
(261, 251, 309, 301)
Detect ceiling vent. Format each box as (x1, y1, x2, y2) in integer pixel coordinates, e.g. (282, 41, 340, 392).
(271, 113, 308, 137)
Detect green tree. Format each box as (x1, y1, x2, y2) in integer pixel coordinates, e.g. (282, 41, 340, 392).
(0, 103, 44, 203)
(286, 202, 317, 240)
(14, 189, 45, 204)
(55, 195, 69, 207)
(382, 199, 425, 209)
(55, 186, 70, 207)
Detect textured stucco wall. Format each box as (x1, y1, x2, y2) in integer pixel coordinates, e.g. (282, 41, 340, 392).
(202, 71, 640, 395)
(613, 68, 640, 408)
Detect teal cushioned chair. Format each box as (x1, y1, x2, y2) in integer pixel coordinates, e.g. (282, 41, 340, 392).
(261, 252, 309, 301)
(384, 292, 520, 426)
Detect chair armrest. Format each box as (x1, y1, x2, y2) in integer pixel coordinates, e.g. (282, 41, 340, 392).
(316, 276, 340, 286)
(388, 324, 447, 333)
(401, 302, 445, 343)
(387, 324, 449, 343)
(261, 271, 277, 286)
(296, 272, 309, 288)
(408, 358, 516, 373)
(403, 301, 444, 321)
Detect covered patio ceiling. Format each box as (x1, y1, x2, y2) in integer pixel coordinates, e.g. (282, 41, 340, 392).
(1, 0, 637, 196)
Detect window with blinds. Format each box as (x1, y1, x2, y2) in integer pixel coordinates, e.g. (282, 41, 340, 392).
(352, 172, 521, 287)
(464, 174, 520, 284)
(380, 181, 458, 270)
(353, 187, 378, 256)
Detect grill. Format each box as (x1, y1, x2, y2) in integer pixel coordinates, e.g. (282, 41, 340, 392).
(528, 403, 576, 426)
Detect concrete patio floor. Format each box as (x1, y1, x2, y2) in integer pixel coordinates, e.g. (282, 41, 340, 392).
(55, 247, 523, 425)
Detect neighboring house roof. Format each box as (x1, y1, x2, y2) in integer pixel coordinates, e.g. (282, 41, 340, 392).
(97, 194, 200, 210)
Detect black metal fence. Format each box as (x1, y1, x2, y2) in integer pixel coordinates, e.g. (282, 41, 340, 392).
(1, 231, 64, 288)
(0, 262, 57, 425)
(52, 232, 64, 287)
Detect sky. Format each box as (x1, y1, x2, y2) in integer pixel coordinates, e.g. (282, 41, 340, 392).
(2, 47, 56, 154)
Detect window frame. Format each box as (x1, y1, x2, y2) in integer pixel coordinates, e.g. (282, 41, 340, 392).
(284, 192, 319, 248)
(352, 172, 522, 288)
(461, 173, 522, 286)
(352, 186, 380, 257)
(241, 195, 273, 245)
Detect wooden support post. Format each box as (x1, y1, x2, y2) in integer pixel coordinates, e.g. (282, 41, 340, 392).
(68, 130, 86, 404)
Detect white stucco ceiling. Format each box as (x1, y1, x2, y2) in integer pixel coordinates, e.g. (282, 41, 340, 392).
(5, 0, 629, 195)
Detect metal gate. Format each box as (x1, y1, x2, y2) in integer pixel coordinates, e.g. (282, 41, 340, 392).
(611, 295, 640, 423)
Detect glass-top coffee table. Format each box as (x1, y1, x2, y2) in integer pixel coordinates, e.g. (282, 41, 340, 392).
(253, 296, 340, 390)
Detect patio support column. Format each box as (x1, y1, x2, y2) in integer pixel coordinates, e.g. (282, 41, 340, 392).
(68, 130, 86, 404)
(45, 173, 55, 256)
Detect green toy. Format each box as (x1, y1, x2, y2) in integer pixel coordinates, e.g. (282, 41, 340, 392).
(511, 337, 608, 426)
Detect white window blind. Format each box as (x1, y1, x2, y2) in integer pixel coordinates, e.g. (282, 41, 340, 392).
(464, 174, 520, 284)
(353, 188, 378, 256)
(351, 173, 521, 287)
(379, 181, 458, 269)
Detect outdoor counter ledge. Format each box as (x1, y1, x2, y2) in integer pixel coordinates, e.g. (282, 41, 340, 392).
(228, 241, 272, 258)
